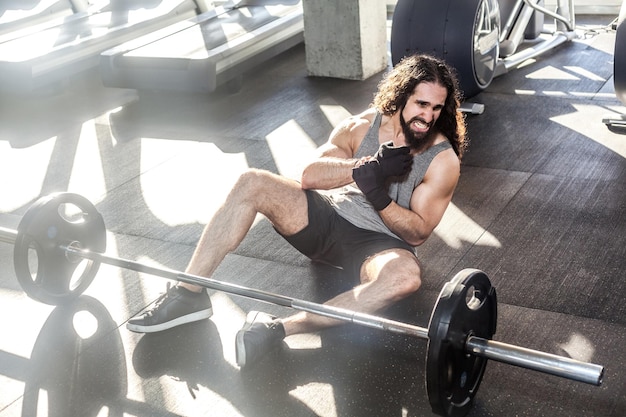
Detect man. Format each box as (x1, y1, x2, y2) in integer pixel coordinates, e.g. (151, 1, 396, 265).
(127, 53, 467, 368)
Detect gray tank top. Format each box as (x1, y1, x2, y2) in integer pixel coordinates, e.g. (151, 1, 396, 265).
(330, 111, 452, 244)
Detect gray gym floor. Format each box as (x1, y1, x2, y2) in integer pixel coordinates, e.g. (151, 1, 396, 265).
(0, 14, 625, 417)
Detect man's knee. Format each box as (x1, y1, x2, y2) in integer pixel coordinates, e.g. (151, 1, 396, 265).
(232, 169, 284, 205)
(362, 250, 422, 300)
(234, 168, 270, 192)
(233, 168, 308, 233)
(392, 255, 422, 300)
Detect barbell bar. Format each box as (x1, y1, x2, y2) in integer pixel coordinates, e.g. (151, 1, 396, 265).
(88, 246, 604, 387)
(0, 222, 604, 384)
(0, 193, 605, 417)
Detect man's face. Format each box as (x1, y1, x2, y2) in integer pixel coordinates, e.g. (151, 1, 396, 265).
(400, 82, 448, 149)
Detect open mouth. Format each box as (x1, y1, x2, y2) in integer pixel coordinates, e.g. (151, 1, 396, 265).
(411, 118, 430, 132)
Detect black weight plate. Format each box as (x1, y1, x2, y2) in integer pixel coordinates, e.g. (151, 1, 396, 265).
(426, 269, 497, 417)
(22, 296, 126, 413)
(14, 193, 106, 305)
(391, 0, 500, 99)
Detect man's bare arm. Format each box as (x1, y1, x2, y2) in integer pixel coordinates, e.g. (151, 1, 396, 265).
(301, 115, 371, 190)
(301, 147, 357, 190)
(379, 149, 460, 246)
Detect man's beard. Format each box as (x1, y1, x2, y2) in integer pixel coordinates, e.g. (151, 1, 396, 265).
(401, 114, 435, 150)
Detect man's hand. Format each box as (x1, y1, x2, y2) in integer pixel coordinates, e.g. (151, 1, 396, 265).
(352, 159, 390, 210)
(352, 142, 412, 211)
(375, 141, 412, 177)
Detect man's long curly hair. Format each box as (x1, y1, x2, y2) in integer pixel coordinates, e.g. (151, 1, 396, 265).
(372, 54, 468, 159)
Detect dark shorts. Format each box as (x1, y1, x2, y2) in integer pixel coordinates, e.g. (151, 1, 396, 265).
(279, 190, 416, 279)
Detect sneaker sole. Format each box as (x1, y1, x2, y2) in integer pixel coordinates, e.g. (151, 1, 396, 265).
(126, 308, 213, 333)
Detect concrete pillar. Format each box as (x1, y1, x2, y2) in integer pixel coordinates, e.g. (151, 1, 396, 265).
(303, 0, 388, 80)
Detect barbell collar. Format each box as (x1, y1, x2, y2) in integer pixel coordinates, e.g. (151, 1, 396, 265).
(466, 336, 604, 386)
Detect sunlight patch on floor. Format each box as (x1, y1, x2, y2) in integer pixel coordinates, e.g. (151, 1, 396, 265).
(140, 140, 248, 227)
(434, 203, 502, 250)
(68, 119, 107, 205)
(266, 119, 318, 180)
(550, 103, 626, 158)
(0, 138, 55, 212)
(290, 382, 338, 417)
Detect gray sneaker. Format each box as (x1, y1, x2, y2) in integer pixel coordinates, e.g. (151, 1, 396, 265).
(127, 284, 212, 333)
(236, 311, 285, 368)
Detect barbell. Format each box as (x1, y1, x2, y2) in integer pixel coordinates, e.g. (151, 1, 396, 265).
(0, 192, 604, 417)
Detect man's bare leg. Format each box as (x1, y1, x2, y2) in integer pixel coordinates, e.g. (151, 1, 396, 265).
(235, 247, 421, 367)
(280, 248, 422, 335)
(127, 169, 309, 333)
(179, 169, 309, 291)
